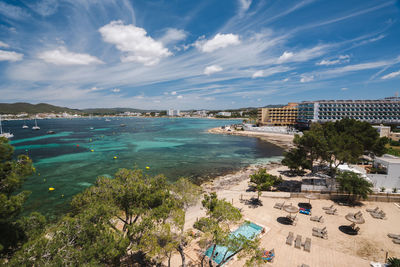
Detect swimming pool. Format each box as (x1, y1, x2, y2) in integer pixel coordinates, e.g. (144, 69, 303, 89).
(205, 222, 263, 265)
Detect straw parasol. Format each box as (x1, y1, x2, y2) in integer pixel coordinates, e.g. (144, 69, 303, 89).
(283, 204, 299, 214)
(305, 194, 317, 203)
(345, 213, 365, 225)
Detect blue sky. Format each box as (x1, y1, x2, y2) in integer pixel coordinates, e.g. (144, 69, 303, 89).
(0, 0, 399, 110)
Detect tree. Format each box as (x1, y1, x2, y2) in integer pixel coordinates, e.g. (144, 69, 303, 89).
(0, 137, 34, 255)
(336, 171, 373, 203)
(388, 257, 400, 267)
(249, 169, 282, 201)
(197, 193, 265, 267)
(282, 119, 388, 176)
(281, 148, 310, 175)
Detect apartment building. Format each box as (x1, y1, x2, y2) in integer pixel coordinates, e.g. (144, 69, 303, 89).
(297, 97, 400, 125)
(257, 103, 298, 126)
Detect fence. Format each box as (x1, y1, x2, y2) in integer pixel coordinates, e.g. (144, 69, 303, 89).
(290, 192, 400, 203)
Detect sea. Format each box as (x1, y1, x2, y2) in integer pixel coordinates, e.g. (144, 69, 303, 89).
(3, 117, 283, 218)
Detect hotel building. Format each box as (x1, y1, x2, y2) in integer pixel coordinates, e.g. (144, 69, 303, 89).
(297, 97, 400, 125)
(257, 103, 298, 126)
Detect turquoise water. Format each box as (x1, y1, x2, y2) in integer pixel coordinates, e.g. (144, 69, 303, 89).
(205, 222, 263, 265)
(3, 118, 283, 218)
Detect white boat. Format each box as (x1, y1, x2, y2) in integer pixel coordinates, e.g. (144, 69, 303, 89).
(0, 115, 14, 139)
(105, 118, 111, 122)
(22, 122, 29, 129)
(32, 118, 40, 130)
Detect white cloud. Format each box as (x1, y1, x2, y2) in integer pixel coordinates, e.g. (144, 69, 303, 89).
(238, 0, 252, 12)
(159, 28, 187, 45)
(195, 33, 240, 53)
(171, 91, 177, 95)
(0, 41, 9, 48)
(323, 61, 389, 75)
(111, 88, 120, 93)
(277, 45, 330, 63)
(300, 75, 314, 83)
(277, 51, 294, 63)
(99, 20, 171, 66)
(0, 2, 30, 20)
(252, 66, 292, 78)
(204, 65, 223, 75)
(38, 47, 103, 65)
(0, 50, 23, 62)
(177, 95, 183, 99)
(381, 70, 400, 80)
(341, 87, 348, 91)
(91, 86, 101, 91)
(252, 70, 264, 78)
(282, 78, 289, 82)
(317, 55, 350, 66)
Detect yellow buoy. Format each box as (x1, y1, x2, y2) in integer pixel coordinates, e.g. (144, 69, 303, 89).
(91, 149, 94, 152)
(61, 194, 64, 198)
(49, 187, 55, 191)
(114, 156, 118, 159)
(146, 166, 150, 170)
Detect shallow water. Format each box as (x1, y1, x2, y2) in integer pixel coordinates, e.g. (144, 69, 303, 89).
(3, 118, 283, 218)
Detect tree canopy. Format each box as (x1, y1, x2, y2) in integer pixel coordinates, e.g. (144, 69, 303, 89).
(196, 193, 265, 267)
(0, 137, 35, 255)
(9, 168, 201, 266)
(249, 169, 282, 201)
(336, 171, 373, 202)
(282, 118, 388, 175)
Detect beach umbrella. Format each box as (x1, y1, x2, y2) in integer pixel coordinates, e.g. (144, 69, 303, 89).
(345, 212, 365, 225)
(283, 204, 299, 214)
(305, 194, 317, 203)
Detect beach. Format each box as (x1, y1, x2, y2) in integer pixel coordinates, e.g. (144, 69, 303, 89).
(208, 127, 295, 150)
(169, 161, 400, 267)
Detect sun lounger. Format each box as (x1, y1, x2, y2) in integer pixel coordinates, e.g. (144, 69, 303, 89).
(354, 211, 362, 217)
(393, 239, 400, 245)
(325, 208, 337, 215)
(322, 204, 334, 210)
(371, 210, 386, 219)
(388, 233, 400, 239)
(354, 227, 360, 234)
(274, 202, 285, 210)
(312, 230, 328, 239)
(298, 265, 310, 267)
(294, 235, 302, 249)
(349, 222, 356, 229)
(303, 237, 311, 252)
(366, 207, 379, 213)
(310, 215, 324, 223)
(286, 232, 294, 245)
(312, 226, 327, 234)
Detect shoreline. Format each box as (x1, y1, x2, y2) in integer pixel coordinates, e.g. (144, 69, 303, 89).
(208, 127, 295, 150)
(201, 160, 283, 192)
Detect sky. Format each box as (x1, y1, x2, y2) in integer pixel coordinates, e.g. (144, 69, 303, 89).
(0, 0, 400, 110)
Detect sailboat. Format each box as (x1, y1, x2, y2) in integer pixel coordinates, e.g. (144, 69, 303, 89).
(0, 115, 14, 139)
(32, 118, 40, 130)
(22, 121, 29, 129)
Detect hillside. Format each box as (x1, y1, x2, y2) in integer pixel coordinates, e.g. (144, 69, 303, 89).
(0, 103, 83, 115)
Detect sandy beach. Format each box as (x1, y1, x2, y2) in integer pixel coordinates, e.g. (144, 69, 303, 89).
(168, 162, 400, 267)
(208, 127, 295, 150)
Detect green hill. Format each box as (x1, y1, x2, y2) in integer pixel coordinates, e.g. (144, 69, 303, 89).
(0, 103, 83, 115)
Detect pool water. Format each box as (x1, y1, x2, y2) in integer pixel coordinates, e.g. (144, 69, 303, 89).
(205, 222, 263, 265)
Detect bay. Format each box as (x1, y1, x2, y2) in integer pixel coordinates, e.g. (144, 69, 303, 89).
(3, 117, 283, 218)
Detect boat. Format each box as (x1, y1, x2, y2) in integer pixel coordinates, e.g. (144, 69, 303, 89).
(120, 124, 126, 127)
(22, 121, 29, 129)
(105, 118, 111, 122)
(32, 118, 40, 130)
(0, 115, 14, 139)
(47, 131, 56, 134)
